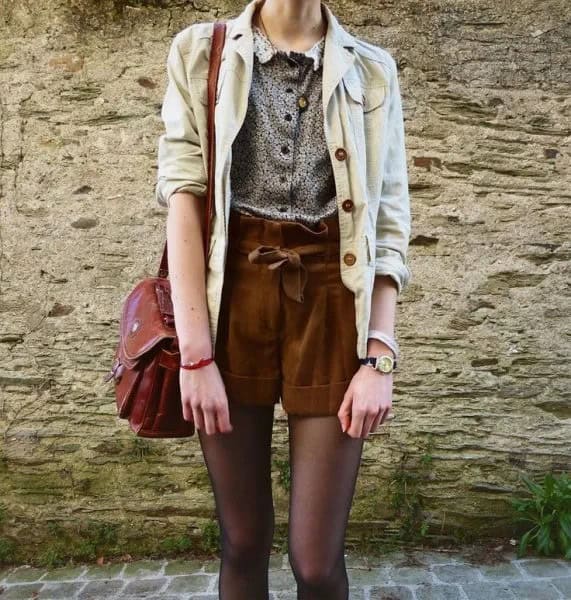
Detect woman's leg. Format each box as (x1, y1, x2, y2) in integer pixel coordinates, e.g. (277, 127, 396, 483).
(197, 402, 276, 600)
(287, 414, 364, 599)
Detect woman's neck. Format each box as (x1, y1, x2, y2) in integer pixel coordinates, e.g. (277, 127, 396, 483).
(252, 0, 327, 53)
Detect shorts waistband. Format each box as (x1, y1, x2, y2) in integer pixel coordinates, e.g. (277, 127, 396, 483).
(227, 207, 341, 303)
(228, 207, 340, 246)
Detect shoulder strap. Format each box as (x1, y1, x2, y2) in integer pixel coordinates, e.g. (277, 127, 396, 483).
(158, 21, 227, 278)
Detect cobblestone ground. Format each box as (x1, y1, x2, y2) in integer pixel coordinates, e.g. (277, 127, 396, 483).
(0, 548, 570, 599)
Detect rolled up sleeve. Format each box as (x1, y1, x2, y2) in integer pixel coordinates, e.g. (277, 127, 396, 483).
(155, 31, 207, 209)
(375, 55, 412, 295)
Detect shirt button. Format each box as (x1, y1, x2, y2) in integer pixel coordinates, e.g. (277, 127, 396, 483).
(342, 199, 354, 212)
(298, 95, 308, 110)
(285, 113, 292, 121)
(280, 175, 287, 183)
(335, 147, 347, 161)
(281, 145, 289, 154)
(343, 252, 357, 266)
(279, 206, 288, 212)
(286, 87, 294, 93)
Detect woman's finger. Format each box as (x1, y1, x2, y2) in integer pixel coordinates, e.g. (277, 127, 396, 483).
(337, 388, 353, 433)
(181, 397, 193, 423)
(369, 409, 384, 434)
(202, 405, 217, 435)
(362, 409, 380, 438)
(193, 405, 205, 432)
(379, 406, 393, 426)
(348, 404, 366, 438)
(216, 399, 233, 433)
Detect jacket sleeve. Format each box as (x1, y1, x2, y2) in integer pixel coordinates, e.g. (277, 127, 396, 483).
(375, 55, 412, 294)
(155, 31, 208, 209)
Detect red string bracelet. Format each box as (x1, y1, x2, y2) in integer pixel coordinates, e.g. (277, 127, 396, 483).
(180, 357, 214, 370)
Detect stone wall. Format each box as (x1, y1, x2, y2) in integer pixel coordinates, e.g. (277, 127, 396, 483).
(0, 0, 569, 562)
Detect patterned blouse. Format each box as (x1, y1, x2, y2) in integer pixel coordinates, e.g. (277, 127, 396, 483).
(229, 25, 338, 228)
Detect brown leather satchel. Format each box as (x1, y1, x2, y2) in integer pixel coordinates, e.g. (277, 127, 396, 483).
(102, 21, 227, 438)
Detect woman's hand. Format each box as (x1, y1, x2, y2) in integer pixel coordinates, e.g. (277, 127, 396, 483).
(180, 362, 233, 435)
(337, 365, 393, 438)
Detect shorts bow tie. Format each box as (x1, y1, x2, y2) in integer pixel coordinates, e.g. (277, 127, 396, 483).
(243, 243, 328, 303)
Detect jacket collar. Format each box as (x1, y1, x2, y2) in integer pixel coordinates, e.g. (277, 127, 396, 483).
(226, 0, 358, 109)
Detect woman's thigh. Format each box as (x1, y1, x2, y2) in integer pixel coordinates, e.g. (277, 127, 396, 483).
(197, 402, 276, 541)
(287, 414, 364, 569)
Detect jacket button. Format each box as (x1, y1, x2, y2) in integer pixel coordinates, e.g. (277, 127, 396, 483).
(343, 252, 356, 266)
(335, 147, 347, 161)
(342, 199, 353, 212)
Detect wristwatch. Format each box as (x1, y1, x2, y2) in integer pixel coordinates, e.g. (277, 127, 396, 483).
(359, 354, 397, 374)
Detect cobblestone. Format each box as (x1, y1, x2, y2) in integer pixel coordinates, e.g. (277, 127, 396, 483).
(0, 549, 569, 599)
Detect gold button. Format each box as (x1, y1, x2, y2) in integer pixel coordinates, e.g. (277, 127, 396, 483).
(342, 199, 353, 212)
(335, 147, 347, 161)
(343, 252, 356, 266)
(298, 95, 308, 109)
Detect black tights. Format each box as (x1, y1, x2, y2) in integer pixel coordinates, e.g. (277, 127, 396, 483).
(197, 401, 364, 599)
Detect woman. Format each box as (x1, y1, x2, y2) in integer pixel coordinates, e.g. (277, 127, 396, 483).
(156, 0, 412, 597)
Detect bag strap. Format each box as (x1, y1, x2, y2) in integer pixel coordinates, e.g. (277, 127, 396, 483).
(158, 21, 227, 278)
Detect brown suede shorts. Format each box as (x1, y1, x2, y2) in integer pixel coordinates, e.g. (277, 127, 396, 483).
(213, 207, 361, 417)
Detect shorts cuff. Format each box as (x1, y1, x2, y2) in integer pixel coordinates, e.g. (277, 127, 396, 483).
(281, 378, 352, 417)
(219, 368, 281, 407)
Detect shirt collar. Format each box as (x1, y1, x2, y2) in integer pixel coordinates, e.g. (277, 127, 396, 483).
(252, 24, 325, 72)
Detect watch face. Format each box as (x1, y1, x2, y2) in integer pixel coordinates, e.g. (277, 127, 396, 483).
(376, 355, 394, 373)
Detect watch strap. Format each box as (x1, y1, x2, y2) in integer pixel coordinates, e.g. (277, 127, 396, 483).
(358, 356, 398, 370)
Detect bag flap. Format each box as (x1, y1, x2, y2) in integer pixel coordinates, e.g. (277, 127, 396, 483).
(120, 277, 176, 363)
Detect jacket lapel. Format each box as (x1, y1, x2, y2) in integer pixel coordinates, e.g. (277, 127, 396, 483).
(320, 1, 358, 112)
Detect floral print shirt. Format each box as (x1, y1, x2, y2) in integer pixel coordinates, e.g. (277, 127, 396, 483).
(229, 24, 338, 228)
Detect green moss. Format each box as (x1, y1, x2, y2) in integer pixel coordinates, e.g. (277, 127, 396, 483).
(0, 537, 17, 565)
(272, 522, 289, 554)
(388, 436, 436, 544)
(85, 520, 120, 548)
(159, 534, 193, 554)
(0, 504, 17, 565)
(131, 537, 161, 557)
(200, 519, 221, 554)
(47, 521, 65, 537)
(0, 449, 7, 475)
(352, 528, 401, 558)
(273, 456, 291, 492)
(128, 437, 159, 461)
(37, 546, 67, 569)
(33, 519, 121, 567)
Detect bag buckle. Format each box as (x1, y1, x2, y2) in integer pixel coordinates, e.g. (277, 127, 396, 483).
(103, 358, 124, 383)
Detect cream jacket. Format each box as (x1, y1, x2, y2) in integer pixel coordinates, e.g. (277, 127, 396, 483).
(155, 0, 412, 360)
